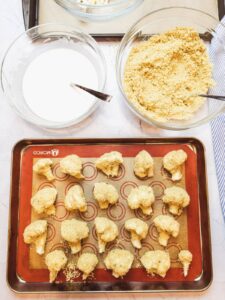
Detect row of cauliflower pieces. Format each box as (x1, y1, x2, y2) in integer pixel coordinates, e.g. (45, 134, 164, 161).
(33, 148, 188, 182)
(24, 216, 192, 283)
(30, 178, 190, 218)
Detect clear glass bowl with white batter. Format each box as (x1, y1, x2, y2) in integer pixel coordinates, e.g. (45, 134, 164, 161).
(1, 23, 106, 130)
(116, 7, 225, 130)
(55, 0, 143, 22)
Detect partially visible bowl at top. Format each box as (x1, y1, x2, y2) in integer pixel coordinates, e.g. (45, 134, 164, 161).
(116, 7, 225, 130)
(55, 0, 143, 22)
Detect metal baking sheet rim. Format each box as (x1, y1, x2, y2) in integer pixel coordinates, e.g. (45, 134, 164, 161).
(7, 138, 213, 293)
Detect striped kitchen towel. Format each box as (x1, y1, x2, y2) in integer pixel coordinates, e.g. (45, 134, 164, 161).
(211, 115, 225, 218)
(210, 18, 225, 219)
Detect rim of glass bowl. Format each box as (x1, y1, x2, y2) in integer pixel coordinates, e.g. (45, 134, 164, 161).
(116, 6, 225, 131)
(57, 0, 141, 8)
(55, 0, 144, 21)
(1, 23, 107, 130)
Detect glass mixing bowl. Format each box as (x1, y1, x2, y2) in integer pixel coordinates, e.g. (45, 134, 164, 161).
(55, 0, 143, 22)
(1, 23, 106, 130)
(116, 7, 225, 130)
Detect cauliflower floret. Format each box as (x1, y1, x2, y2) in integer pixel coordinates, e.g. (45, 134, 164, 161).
(64, 185, 87, 212)
(125, 218, 148, 249)
(23, 220, 47, 255)
(61, 219, 89, 254)
(104, 249, 134, 278)
(178, 250, 193, 277)
(60, 154, 84, 179)
(94, 217, 118, 253)
(93, 182, 119, 209)
(134, 150, 154, 178)
(95, 151, 123, 177)
(127, 185, 155, 215)
(77, 253, 98, 280)
(31, 187, 57, 216)
(140, 250, 170, 278)
(33, 158, 55, 181)
(162, 186, 190, 216)
(153, 215, 180, 247)
(163, 150, 187, 181)
(45, 250, 67, 283)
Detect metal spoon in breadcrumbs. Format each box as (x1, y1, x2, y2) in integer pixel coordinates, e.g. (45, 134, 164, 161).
(70, 83, 112, 102)
(199, 94, 225, 101)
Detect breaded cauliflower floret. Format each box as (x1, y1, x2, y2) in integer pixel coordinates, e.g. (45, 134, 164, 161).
(94, 217, 118, 253)
(134, 150, 154, 178)
(125, 218, 148, 249)
(61, 219, 89, 254)
(163, 150, 187, 181)
(93, 182, 119, 209)
(95, 151, 123, 177)
(64, 185, 87, 212)
(178, 250, 193, 277)
(140, 250, 170, 278)
(127, 185, 155, 215)
(153, 215, 180, 247)
(60, 154, 84, 179)
(33, 158, 55, 181)
(45, 250, 67, 283)
(162, 186, 190, 216)
(31, 187, 57, 216)
(23, 220, 47, 255)
(104, 249, 134, 278)
(77, 253, 98, 280)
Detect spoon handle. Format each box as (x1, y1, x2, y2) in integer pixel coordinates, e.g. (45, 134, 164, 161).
(199, 94, 225, 101)
(70, 83, 112, 102)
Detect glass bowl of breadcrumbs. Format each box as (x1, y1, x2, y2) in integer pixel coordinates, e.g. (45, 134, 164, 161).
(116, 7, 225, 130)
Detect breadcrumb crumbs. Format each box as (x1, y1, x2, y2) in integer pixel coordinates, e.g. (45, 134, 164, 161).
(63, 259, 81, 282)
(123, 27, 214, 122)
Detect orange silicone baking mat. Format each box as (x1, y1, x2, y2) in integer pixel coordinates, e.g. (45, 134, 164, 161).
(8, 138, 212, 293)
(17, 141, 201, 280)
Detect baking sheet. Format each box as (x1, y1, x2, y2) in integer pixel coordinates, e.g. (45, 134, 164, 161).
(23, 0, 224, 35)
(8, 138, 212, 293)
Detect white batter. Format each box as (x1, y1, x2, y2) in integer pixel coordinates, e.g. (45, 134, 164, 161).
(22, 48, 98, 123)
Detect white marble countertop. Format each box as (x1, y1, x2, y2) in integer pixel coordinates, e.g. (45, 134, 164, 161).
(0, 1, 225, 299)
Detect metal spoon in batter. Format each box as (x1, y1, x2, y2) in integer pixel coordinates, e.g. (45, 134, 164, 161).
(70, 83, 112, 102)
